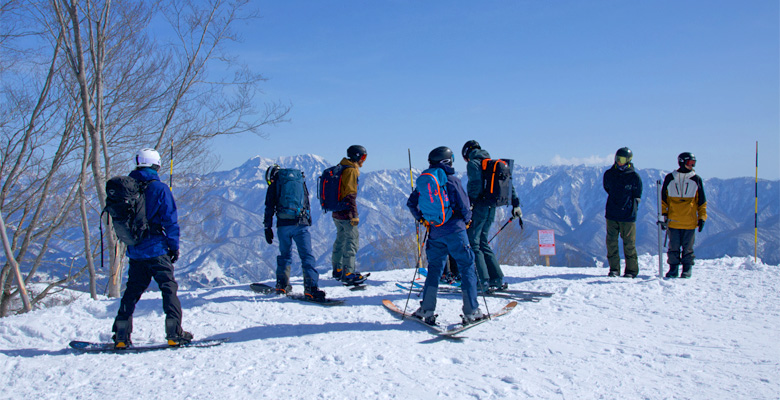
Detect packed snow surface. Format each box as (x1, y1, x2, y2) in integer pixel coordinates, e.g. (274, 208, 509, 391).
(1, 256, 777, 399)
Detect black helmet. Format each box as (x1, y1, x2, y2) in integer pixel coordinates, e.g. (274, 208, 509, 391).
(347, 145, 367, 162)
(428, 146, 454, 166)
(614, 147, 633, 165)
(461, 140, 481, 161)
(678, 152, 696, 169)
(265, 164, 280, 185)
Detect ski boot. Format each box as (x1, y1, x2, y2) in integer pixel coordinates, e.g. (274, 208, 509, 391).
(331, 267, 343, 280)
(665, 264, 680, 278)
(304, 286, 327, 302)
(489, 282, 509, 292)
(461, 308, 486, 325)
(112, 319, 132, 349)
(412, 308, 437, 325)
(680, 265, 692, 279)
(166, 319, 194, 346)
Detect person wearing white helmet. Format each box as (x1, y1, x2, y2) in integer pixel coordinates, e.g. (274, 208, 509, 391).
(111, 148, 192, 348)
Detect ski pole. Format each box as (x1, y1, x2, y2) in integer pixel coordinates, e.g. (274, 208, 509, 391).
(487, 217, 514, 244)
(403, 226, 429, 317)
(408, 149, 421, 269)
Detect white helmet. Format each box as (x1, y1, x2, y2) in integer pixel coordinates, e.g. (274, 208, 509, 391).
(135, 148, 161, 168)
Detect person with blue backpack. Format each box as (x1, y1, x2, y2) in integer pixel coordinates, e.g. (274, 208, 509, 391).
(111, 148, 192, 348)
(406, 146, 484, 326)
(461, 140, 523, 292)
(263, 164, 326, 300)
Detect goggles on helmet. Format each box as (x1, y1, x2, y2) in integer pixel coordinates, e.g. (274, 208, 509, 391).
(615, 156, 629, 165)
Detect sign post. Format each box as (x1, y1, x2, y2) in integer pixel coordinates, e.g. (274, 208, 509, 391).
(537, 229, 556, 266)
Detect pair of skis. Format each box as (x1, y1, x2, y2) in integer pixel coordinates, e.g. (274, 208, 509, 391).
(382, 299, 517, 338)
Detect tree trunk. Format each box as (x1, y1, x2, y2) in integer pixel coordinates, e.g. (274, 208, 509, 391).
(0, 210, 32, 313)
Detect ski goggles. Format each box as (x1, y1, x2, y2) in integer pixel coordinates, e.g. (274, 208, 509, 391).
(684, 159, 696, 168)
(615, 156, 630, 165)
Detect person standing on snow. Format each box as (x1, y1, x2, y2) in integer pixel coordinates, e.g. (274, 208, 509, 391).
(461, 140, 523, 291)
(111, 148, 192, 348)
(603, 147, 643, 278)
(263, 165, 326, 300)
(331, 145, 368, 285)
(661, 152, 707, 279)
(406, 146, 484, 325)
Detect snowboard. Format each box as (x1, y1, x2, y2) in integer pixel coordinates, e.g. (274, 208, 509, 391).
(382, 299, 518, 337)
(395, 282, 542, 302)
(69, 338, 228, 354)
(249, 283, 345, 306)
(415, 268, 553, 297)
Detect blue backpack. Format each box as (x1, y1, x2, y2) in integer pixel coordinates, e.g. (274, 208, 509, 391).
(317, 164, 354, 212)
(415, 167, 452, 227)
(275, 169, 309, 220)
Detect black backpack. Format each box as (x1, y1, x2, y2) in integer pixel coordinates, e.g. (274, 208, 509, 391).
(317, 164, 354, 212)
(480, 158, 514, 206)
(103, 176, 150, 246)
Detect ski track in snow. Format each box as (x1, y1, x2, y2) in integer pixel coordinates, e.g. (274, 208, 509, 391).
(1, 256, 778, 399)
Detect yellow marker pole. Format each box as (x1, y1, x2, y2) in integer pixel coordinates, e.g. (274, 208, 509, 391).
(170, 140, 174, 191)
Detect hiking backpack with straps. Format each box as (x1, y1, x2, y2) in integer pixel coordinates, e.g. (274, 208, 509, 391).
(416, 167, 452, 227)
(103, 176, 150, 246)
(275, 168, 309, 220)
(480, 158, 514, 206)
(317, 164, 354, 212)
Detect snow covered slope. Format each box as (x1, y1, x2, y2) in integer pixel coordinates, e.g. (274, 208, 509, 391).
(1, 256, 777, 399)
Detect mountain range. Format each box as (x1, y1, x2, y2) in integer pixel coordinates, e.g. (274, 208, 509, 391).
(170, 154, 779, 289)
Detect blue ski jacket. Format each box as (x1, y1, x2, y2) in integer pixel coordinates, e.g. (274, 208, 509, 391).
(407, 163, 472, 240)
(126, 168, 180, 260)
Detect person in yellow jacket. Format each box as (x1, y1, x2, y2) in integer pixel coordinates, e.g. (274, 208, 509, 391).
(331, 145, 368, 285)
(661, 152, 707, 278)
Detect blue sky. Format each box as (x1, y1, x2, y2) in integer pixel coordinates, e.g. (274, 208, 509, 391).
(210, 0, 779, 179)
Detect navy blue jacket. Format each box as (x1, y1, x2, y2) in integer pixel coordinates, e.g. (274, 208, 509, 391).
(602, 163, 643, 222)
(407, 163, 472, 240)
(126, 168, 180, 260)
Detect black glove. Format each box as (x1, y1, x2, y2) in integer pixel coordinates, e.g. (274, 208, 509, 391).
(517, 216, 524, 230)
(264, 228, 274, 244)
(698, 219, 705, 232)
(168, 248, 179, 264)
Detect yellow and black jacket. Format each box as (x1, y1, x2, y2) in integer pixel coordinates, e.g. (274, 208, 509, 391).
(333, 157, 360, 221)
(661, 168, 707, 230)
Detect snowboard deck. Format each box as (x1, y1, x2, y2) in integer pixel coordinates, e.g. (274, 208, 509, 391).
(415, 268, 554, 297)
(382, 299, 518, 338)
(395, 282, 542, 302)
(69, 338, 228, 354)
(249, 283, 345, 306)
